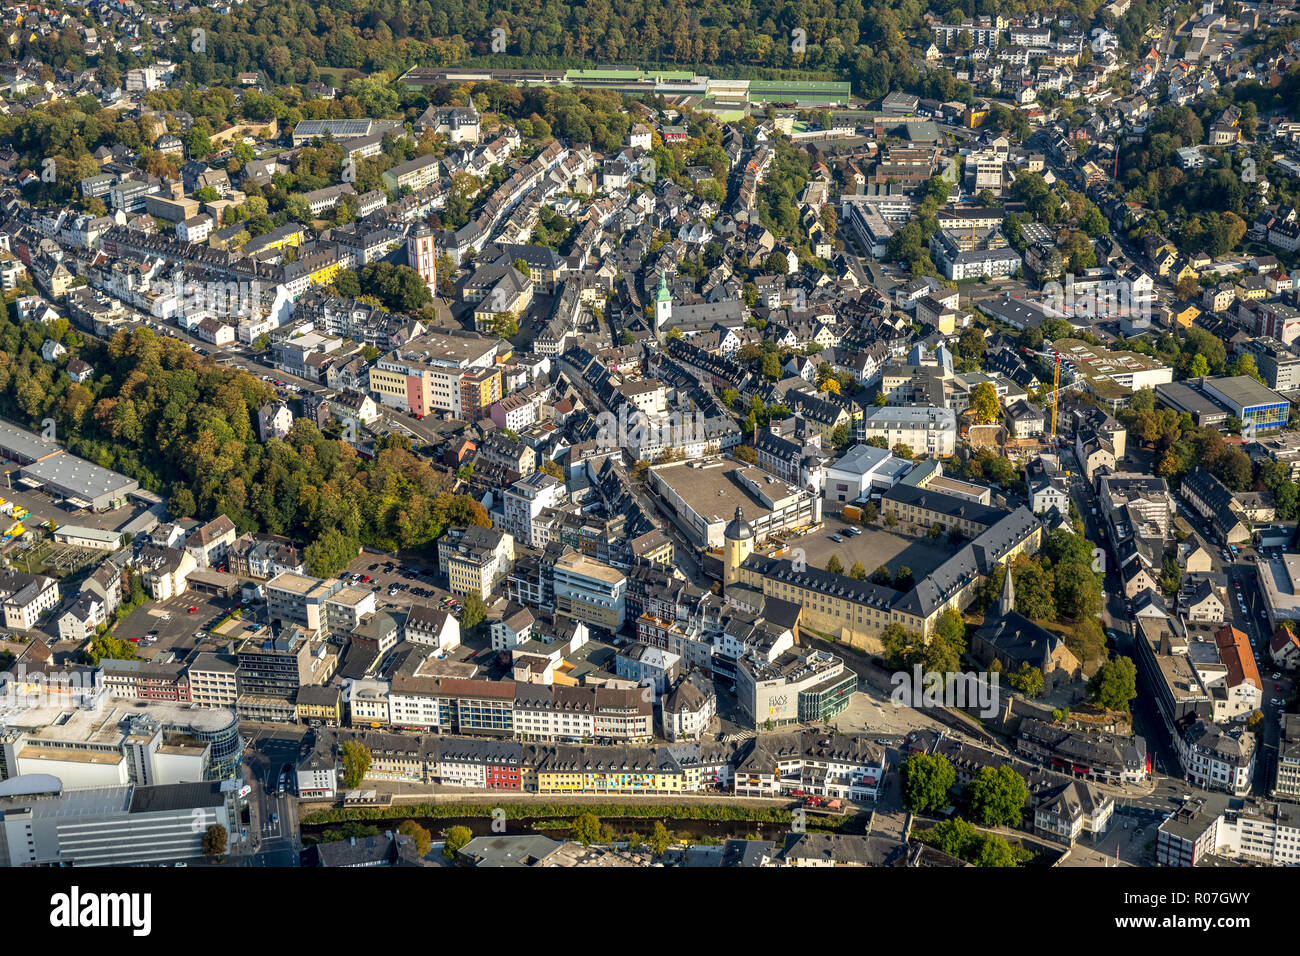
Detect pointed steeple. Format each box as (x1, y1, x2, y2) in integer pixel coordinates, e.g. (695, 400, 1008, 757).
(655, 271, 671, 302)
(999, 564, 1015, 617)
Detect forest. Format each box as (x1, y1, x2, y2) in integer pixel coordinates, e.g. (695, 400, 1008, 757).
(1, 0, 1125, 102)
(0, 313, 489, 576)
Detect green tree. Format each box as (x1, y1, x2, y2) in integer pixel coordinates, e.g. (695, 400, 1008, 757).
(570, 812, 606, 846)
(304, 528, 360, 578)
(340, 740, 371, 788)
(926, 816, 979, 856)
(972, 832, 1021, 867)
(1159, 557, 1182, 595)
(957, 327, 987, 367)
(1052, 561, 1103, 620)
(1087, 656, 1138, 712)
(1006, 662, 1044, 699)
(398, 819, 432, 857)
(170, 487, 197, 519)
(202, 824, 228, 860)
(968, 381, 1000, 424)
(459, 591, 487, 631)
(964, 765, 1029, 827)
(900, 752, 956, 815)
(648, 821, 672, 856)
(444, 825, 473, 860)
(825, 555, 844, 575)
(1011, 559, 1056, 621)
(882, 622, 925, 669)
(848, 561, 867, 580)
(1230, 353, 1265, 384)
(924, 608, 967, 675)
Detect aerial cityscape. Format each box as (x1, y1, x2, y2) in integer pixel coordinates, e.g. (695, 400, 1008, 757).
(0, 0, 1293, 898)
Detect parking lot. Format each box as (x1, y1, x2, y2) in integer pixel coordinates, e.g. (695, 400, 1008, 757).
(340, 552, 459, 613)
(789, 513, 955, 583)
(115, 590, 243, 658)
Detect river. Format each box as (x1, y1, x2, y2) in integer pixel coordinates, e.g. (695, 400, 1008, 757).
(302, 812, 867, 844)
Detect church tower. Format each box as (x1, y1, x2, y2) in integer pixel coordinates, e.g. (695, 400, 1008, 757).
(654, 271, 672, 334)
(999, 561, 1016, 617)
(406, 221, 438, 298)
(723, 506, 755, 593)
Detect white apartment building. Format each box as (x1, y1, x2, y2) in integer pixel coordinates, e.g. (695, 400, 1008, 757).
(500, 473, 566, 548)
(1178, 721, 1256, 796)
(187, 653, 239, 708)
(553, 551, 627, 632)
(405, 605, 461, 652)
(0, 571, 61, 630)
(324, 586, 378, 639)
(265, 572, 343, 632)
(56, 595, 106, 643)
(387, 680, 447, 732)
(347, 678, 392, 727)
(512, 686, 653, 743)
(858, 406, 958, 457)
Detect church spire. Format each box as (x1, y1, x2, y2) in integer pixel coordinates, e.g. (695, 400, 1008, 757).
(999, 563, 1015, 617)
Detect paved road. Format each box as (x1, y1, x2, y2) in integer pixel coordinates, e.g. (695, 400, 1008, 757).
(238, 726, 309, 866)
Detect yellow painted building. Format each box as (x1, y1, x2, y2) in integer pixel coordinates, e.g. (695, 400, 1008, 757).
(1171, 303, 1200, 329)
(459, 365, 502, 421)
(296, 687, 343, 725)
(254, 225, 305, 253)
(536, 768, 687, 795)
(307, 258, 344, 288)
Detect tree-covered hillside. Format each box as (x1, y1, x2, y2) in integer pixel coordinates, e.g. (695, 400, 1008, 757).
(0, 315, 488, 574)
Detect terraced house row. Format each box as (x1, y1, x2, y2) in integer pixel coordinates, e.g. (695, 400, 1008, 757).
(302, 729, 886, 800)
(361, 676, 655, 743)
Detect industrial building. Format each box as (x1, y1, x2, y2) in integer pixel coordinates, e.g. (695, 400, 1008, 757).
(649, 457, 823, 550)
(1202, 375, 1290, 434)
(0, 697, 244, 789)
(0, 774, 234, 866)
(16, 452, 139, 511)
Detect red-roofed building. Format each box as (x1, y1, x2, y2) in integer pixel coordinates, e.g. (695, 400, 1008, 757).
(1270, 623, 1300, 671)
(1211, 625, 1263, 720)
